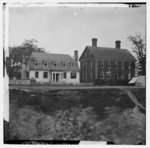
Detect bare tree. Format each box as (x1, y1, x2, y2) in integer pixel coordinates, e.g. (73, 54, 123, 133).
(128, 34, 146, 75)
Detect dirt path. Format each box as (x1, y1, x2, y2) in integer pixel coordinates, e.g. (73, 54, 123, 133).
(120, 88, 145, 110)
(9, 85, 144, 91)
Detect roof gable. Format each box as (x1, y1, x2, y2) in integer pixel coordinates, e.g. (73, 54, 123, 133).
(80, 46, 136, 62)
(79, 47, 95, 61)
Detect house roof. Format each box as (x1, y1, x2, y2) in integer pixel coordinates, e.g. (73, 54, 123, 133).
(29, 52, 79, 71)
(31, 52, 75, 62)
(80, 46, 136, 62)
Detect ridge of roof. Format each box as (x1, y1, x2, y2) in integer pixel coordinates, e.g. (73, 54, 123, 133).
(32, 52, 72, 57)
(31, 52, 75, 61)
(85, 46, 136, 62)
(86, 45, 128, 50)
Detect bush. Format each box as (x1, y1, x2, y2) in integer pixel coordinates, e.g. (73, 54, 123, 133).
(30, 77, 36, 84)
(9, 105, 146, 144)
(94, 79, 129, 86)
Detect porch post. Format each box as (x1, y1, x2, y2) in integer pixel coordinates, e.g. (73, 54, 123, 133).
(51, 72, 53, 82)
(54, 73, 56, 82)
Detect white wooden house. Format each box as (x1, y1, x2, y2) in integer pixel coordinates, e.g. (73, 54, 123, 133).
(24, 51, 80, 85)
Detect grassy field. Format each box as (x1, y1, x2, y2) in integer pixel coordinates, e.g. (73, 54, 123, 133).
(9, 88, 146, 144)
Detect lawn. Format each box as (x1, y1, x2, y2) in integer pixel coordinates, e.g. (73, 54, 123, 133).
(9, 88, 146, 144)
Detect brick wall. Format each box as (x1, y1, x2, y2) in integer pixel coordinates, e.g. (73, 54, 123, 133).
(80, 59, 135, 83)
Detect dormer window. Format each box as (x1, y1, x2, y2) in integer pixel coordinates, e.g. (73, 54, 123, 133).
(72, 62, 74, 67)
(128, 62, 131, 69)
(114, 61, 118, 69)
(44, 61, 47, 66)
(100, 60, 104, 69)
(68, 61, 71, 67)
(56, 62, 59, 66)
(61, 61, 65, 67)
(35, 62, 38, 66)
(53, 61, 56, 66)
(107, 60, 111, 69)
(121, 61, 124, 69)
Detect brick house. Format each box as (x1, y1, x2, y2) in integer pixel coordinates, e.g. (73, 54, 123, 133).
(79, 38, 136, 84)
(22, 51, 80, 85)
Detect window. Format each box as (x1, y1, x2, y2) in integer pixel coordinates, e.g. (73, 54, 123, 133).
(90, 72, 93, 79)
(85, 52, 87, 57)
(106, 70, 111, 79)
(83, 61, 85, 67)
(85, 61, 87, 68)
(90, 61, 93, 69)
(71, 72, 76, 79)
(83, 73, 85, 80)
(63, 72, 67, 78)
(121, 73, 124, 79)
(114, 61, 118, 69)
(35, 71, 39, 78)
(107, 60, 111, 69)
(128, 72, 131, 80)
(100, 60, 104, 69)
(85, 71, 87, 80)
(80, 62, 83, 68)
(43, 72, 48, 78)
(100, 71, 104, 79)
(128, 62, 131, 69)
(26, 71, 29, 79)
(114, 73, 118, 80)
(121, 61, 124, 69)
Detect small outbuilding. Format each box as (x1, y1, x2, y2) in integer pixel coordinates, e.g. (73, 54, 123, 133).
(129, 76, 146, 87)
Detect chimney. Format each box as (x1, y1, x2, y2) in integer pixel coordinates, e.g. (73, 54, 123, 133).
(115, 40, 121, 49)
(74, 50, 78, 62)
(92, 38, 97, 47)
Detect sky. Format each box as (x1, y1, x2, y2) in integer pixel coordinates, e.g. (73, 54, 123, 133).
(9, 4, 146, 58)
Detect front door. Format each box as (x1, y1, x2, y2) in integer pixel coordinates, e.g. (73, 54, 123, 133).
(53, 73, 55, 82)
(56, 73, 59, 82)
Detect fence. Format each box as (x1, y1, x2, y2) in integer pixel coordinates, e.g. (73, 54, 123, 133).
(9, 79, 31, 85)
